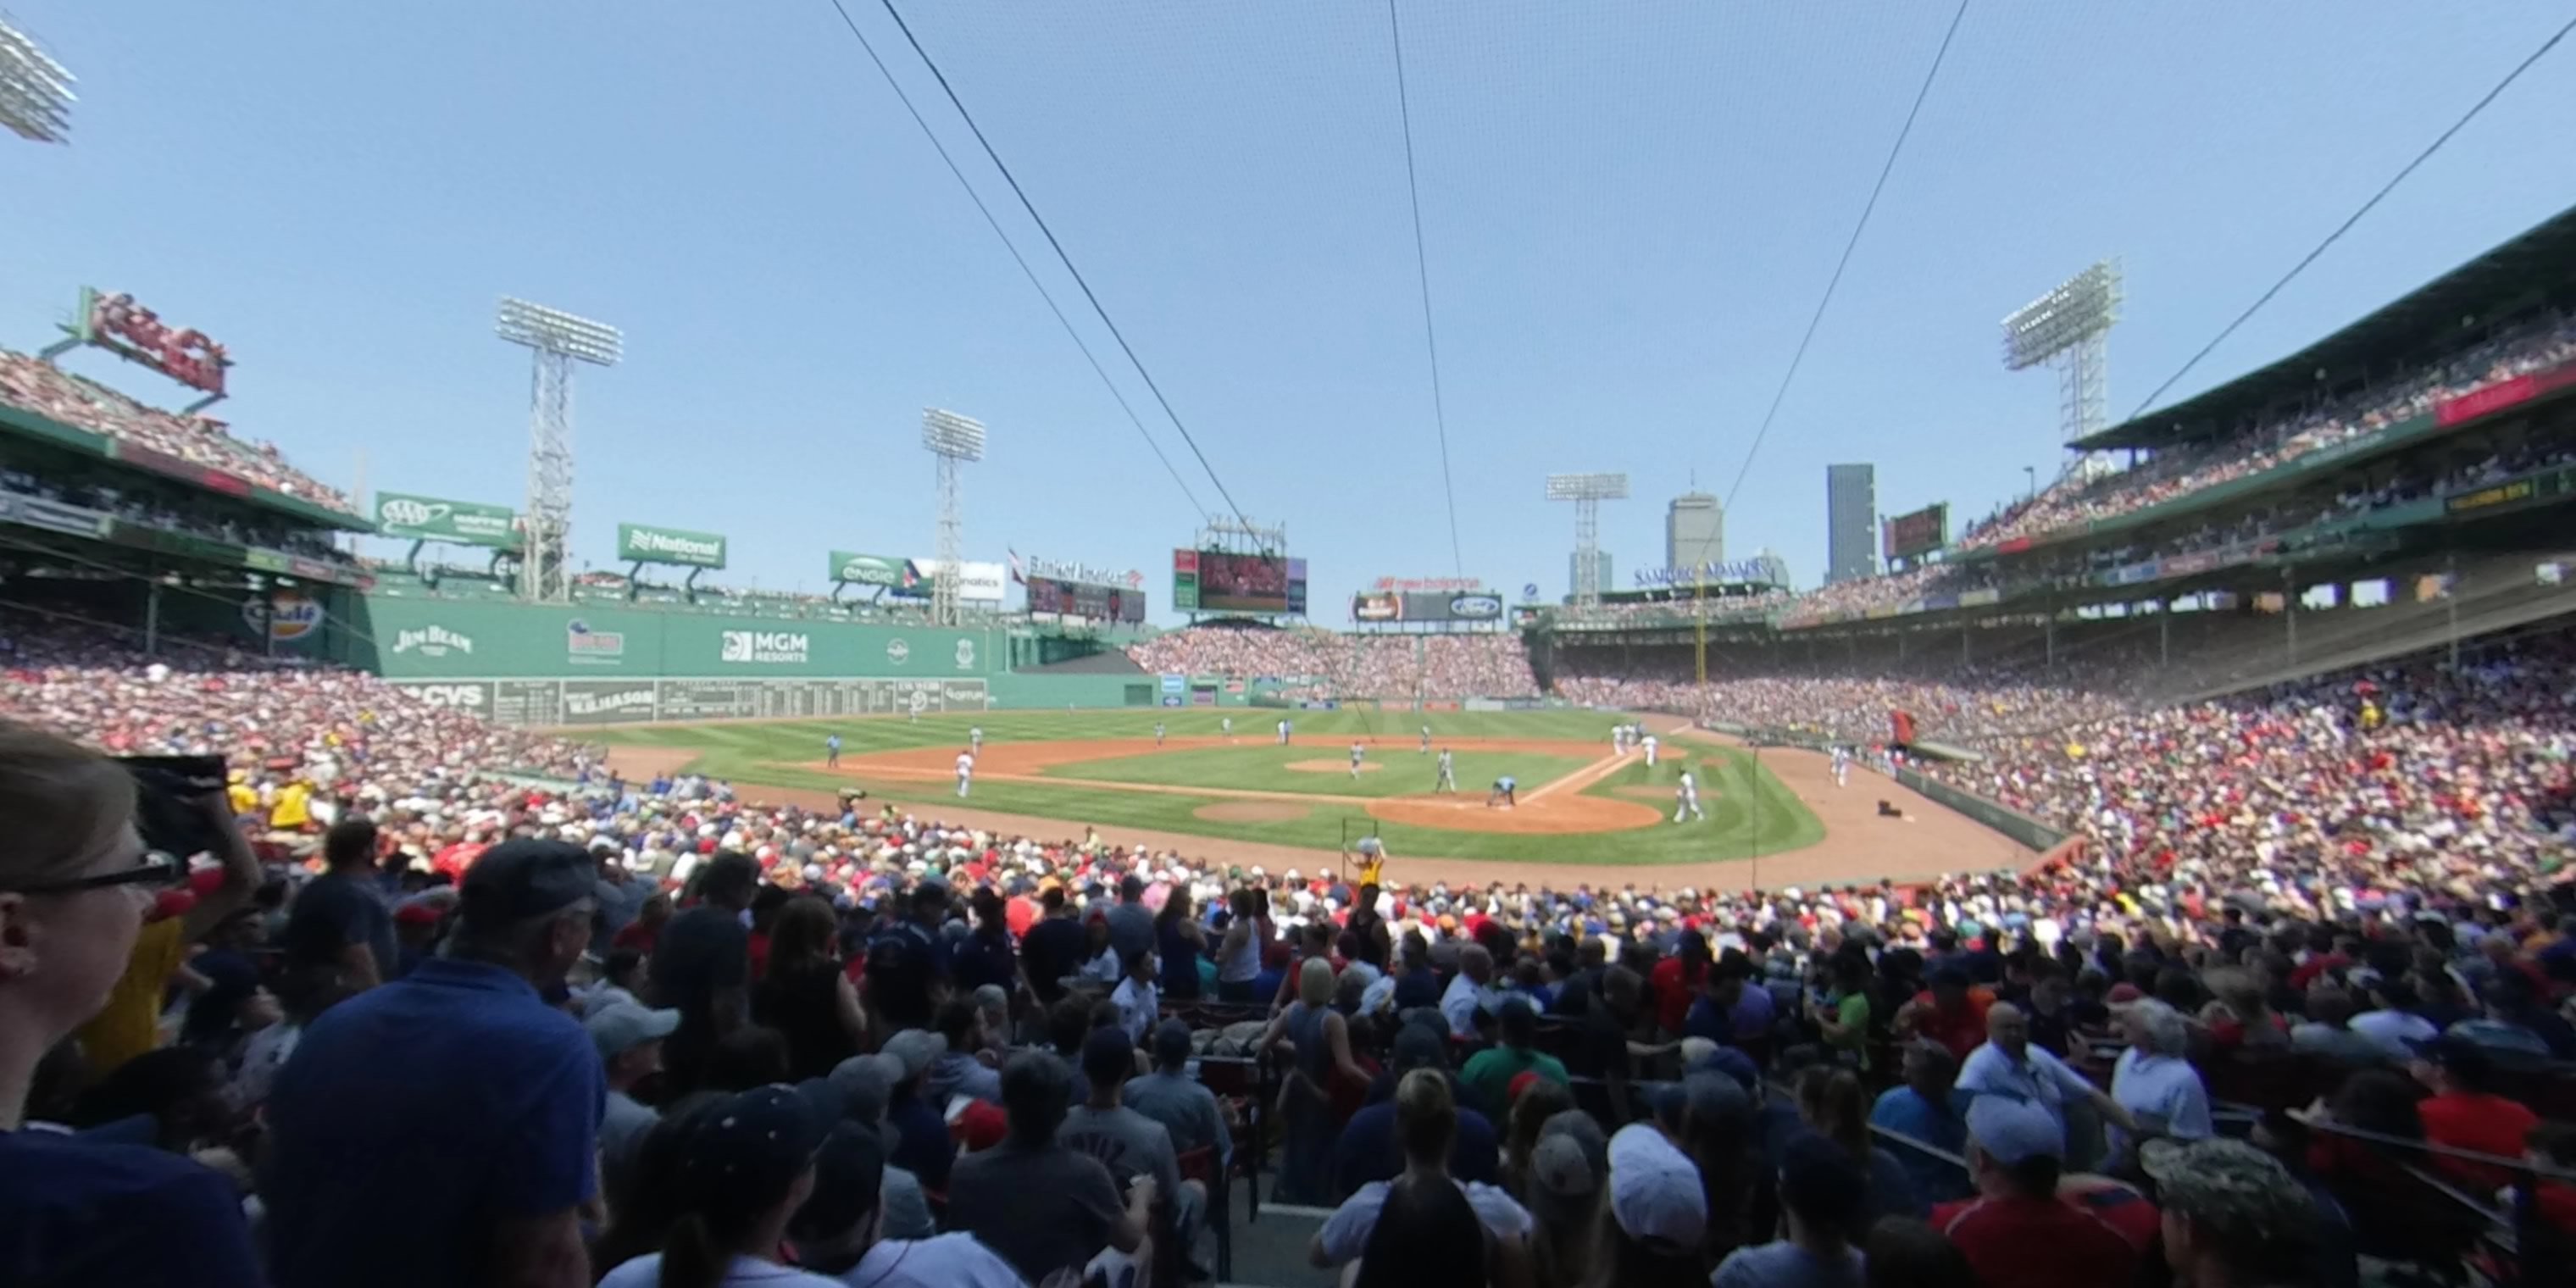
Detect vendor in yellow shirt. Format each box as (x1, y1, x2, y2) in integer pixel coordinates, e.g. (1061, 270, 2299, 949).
(269, 776, 314, 831)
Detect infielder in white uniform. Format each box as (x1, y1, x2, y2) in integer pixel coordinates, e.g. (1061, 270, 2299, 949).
(1222, 716, 1233, 739)
(1641, 733, 1658, 767)
(1277, 719, 1291, 745)
(969, 726, 984, 754)
(1419, 724, 1432, 754)
(1154, 722, 1165, 746)
(954, 749, 974, 797)
(1435, 748, 1456, 793)
(1831, 745, 1851, 788)
(1349, 740, 1366, 779)
(1612, 724, 1628, 754)
(1674, 769, 1704, 822)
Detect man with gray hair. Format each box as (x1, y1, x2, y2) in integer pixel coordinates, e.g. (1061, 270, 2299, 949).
(1440, 943, 1497, 1038)
(2143, 1138, 2322, 1288)
(2110, 997, 2212, 1157)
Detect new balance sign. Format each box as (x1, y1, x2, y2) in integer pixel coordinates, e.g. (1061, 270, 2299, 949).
(721, 630, 808, 664)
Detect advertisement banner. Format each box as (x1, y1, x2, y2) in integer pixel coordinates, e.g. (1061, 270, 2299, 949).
(1353, 591, 1401, 621)
(65, 287, 230, 397)
(1171, 549, 1201, 611)
(1632, 560, 1779, 588)
(1385, 591, 1503, 622)
(902, 558, 1006, 604)
(375, 491, 519, 547)
(827, 551, 905, 586)
(1023, 555, 1145, 588)
(618, 523, 728, 569)
(1372, 576, 1481, 593)
(1026, 576, 1146, 622)
(1186, 550, 1306, 613)
(1881, 503, 1948, 561)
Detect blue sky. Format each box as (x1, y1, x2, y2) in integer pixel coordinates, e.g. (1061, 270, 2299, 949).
(10, 2, 2574, 619)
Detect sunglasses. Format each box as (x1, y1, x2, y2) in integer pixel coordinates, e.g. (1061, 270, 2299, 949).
(5, 852, 186, 897)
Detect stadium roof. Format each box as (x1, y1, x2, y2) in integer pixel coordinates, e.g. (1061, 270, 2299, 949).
(2076, 200, 2576, 452)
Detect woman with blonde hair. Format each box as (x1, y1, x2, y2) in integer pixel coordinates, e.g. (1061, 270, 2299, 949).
(0, 720, 265, 1283)
(1264, 954, 1371, 1202)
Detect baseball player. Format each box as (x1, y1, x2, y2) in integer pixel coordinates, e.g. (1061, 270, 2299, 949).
(1485, 774, 1518, 808)
(1154, 721, 1166, 746)
(1435, 748, 1457, 793)
(954, 748, 974, 798)
(1222, 715, 1233, 740)
(1831, 745, 1851, 788)
(1641, 733, 1659, 767)
(969, 725, 984, 754)
(824, 732, 841, 768)
(1611, 724, 1627, 754)
(1349, 740, 1367, 780)
(1418, 724, 1432, 754)
(1674, 769, 1704, 822)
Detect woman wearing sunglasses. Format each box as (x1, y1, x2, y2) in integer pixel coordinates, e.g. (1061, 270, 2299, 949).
(0, 719, 265, 1287)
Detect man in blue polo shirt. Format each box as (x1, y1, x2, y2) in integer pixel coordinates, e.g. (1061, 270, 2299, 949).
(263, 838, 605, 1288)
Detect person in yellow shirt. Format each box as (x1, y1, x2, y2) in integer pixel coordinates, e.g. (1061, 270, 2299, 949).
(74, 778, 266, 1078)
(269, 777, 314, 831)
(225, 769, 258, 820)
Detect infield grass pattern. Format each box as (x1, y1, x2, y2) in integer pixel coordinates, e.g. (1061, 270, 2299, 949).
(591, 709, 1822, 864)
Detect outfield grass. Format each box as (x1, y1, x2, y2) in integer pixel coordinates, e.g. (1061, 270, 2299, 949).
(590, 709, 1821, 864)
(1041, 745, 1596, 800)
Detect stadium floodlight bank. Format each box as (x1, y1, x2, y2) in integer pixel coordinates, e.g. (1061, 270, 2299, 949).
(0, 16, 75, 145)
(497, 297, 624, 605)
(922, 408, 986, 628)
(2001, 259, 2124, 460)
(1546, 473, 1629, 608)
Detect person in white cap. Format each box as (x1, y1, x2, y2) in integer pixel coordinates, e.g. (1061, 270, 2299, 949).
(1673, 769, 1704, 823)
(1601, 1121, 1707, 1278)
(1641, 731, 1658, 766)
(953, 748, 974, 798)
(969, 725, 983, 754)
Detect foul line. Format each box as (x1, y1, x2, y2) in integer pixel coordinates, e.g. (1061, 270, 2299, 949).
(1521, 749, 1635, 804)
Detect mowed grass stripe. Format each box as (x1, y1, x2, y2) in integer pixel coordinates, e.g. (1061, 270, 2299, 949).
(1039, 746, 1595, 801)
(592, 711, 1818, 863)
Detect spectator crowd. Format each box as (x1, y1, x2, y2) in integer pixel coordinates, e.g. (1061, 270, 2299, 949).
(1, 351, 357, 514)
(1129, 625, 1538, 700)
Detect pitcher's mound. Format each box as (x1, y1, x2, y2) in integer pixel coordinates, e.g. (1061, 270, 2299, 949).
(1286, 759, 1380, 774)
(1194, 802, 1311, 824)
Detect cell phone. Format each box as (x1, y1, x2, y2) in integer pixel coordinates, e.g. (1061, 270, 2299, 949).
(119, 754, 230, 862)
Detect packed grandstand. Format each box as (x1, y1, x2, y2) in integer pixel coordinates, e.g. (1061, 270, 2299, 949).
(10, 132, 2576, 1288)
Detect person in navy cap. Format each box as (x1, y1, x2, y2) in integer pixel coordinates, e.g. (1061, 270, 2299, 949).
(264, 837, 607, 1288)
(597, 1084, 841, 1287)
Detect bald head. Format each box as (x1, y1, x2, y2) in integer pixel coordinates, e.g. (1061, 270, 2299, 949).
(1986, 1001, 2029, 1055)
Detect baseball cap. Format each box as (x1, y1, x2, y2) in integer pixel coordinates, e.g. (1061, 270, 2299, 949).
(1957, 1097, 2061, 1169)
(678, 1085, 826, 1211)
(1607, 1123, 1707, 1248)
(788, 1121, 887, 1243)
(1082, 1026, 1136, 1084)
(828, 1054, 893, 1126)
(1965, 1095, 2064, 1166)
(880, 1029, 947, 1081)
(584, 1000, 680, 1063)
(1152, 1018, 1194, 1069)
(1537, 1109, 1609, 1187)
(1391, 1023, 1448, 1074)
(1776, 1131, 1868, 1229)
(2140, 1138, 2318, 1252)
(1527, 1134, 1599, 1213)
(458, 838, 597, 930)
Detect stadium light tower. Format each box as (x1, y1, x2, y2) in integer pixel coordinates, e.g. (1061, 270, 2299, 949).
(1546, 472, 1628, 607)
(0, 15, 76, 144)
(922, 408, 986, 627)
(496, 297, 622, 603)
(2001, 259, 2123, 475)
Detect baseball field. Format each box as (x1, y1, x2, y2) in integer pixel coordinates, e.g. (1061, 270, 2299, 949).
(590, 708, 2039, 889)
